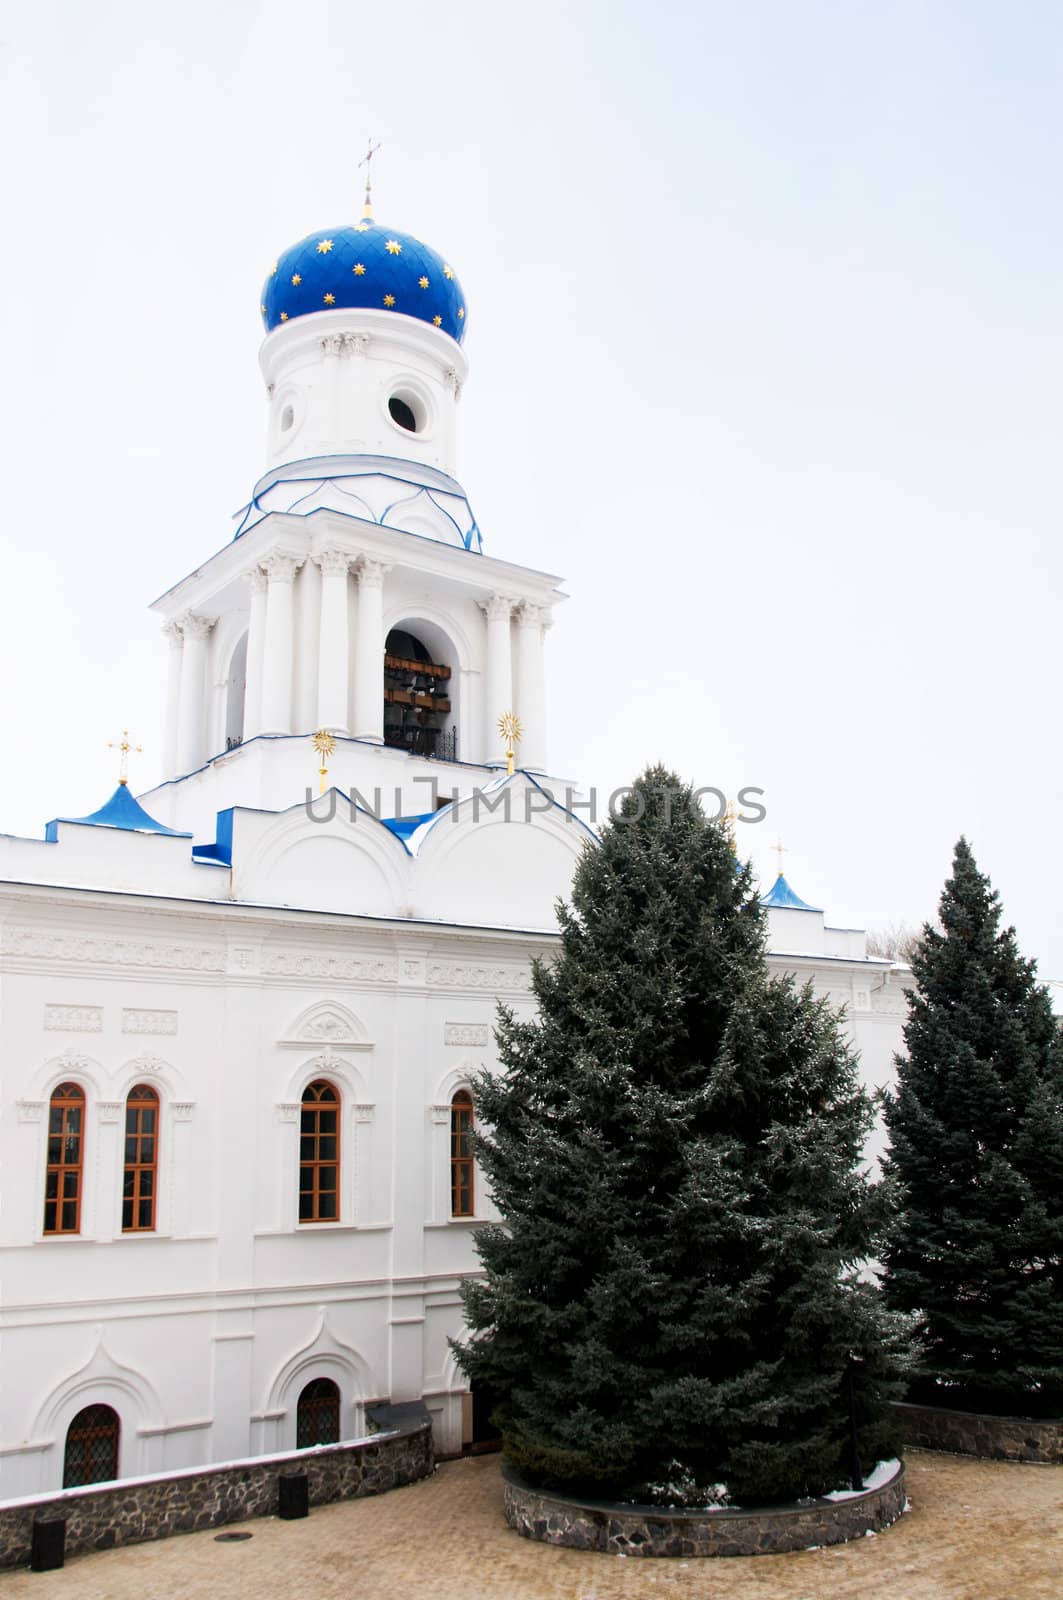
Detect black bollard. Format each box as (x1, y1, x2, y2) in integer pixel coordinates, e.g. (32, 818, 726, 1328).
(30, 1517, 66, 1572)
(847, 1359, 864, 1492)
(278, 1470, 309, 1520)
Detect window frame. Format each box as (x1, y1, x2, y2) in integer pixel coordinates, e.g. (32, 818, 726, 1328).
(450, 1089, 475, 1218)
(43, 1082, 86, 1236)
(62, 1403, 120, 1488)
(299, 1079, 341, 1224)
(295, 1376, 342, 1449)
(122, 1083, 160, 1234)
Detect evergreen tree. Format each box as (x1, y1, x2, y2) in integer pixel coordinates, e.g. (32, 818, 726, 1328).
(883, 838, 1063, 1414)
(455, 768, 907, 1505)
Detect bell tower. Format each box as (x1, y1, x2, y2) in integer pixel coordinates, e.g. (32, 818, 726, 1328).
(142, 193, 564, 837)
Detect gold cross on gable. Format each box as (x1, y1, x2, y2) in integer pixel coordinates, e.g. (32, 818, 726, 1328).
(358, 137, 382, 217)
(108, 729, 142, 787)
(772, 838, 789, 878)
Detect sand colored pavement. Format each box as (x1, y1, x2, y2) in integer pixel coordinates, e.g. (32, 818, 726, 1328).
(1, 1450, 1060, 1600)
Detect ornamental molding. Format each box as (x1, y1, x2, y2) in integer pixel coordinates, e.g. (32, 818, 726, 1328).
(261, 551, 304, 584)
(1, 928, 226, 974)
(428, 961, 530, 993)
(264, 951, 397, 984)
(122, 1008, 178, 1036)
(172, 1102, 195, 1122)
(321, 332, 369, 358)
(315, 547, 352, 577)
(97, 1101, 123, 1123)
(16, 1100, 44, 1124)
(280, 1000, 372, 1049)
(276, 1102, 301, 1123)
(178, 611, 217, 642)
(356, 557, 391, 588)
(162, 621, 184, 645)
(245, 567, 269, 595)
(444, 367, 463, 401)
(430, 1104, 451, 1124)
(44, 1004, 103, 1033)
(353, 1103, 375, 1124)
(480, 594, 516, 624)
(444, 1023, 489, 1047)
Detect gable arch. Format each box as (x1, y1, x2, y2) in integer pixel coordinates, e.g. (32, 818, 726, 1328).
(283, 1050, 370, 1105)
(282, 999, 371, 1049)
(114, 1052, 191, 1103)
(29, 1051, 105, 1102)
(233, 800, 410, 916)
(433, 1061, 481, 1106)
(32, 1335, 163, 1444)
(264, 1309, 376, 1444)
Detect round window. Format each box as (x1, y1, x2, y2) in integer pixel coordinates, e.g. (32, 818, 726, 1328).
(388, 395, 418, 433)
(280, 404, 294, 432)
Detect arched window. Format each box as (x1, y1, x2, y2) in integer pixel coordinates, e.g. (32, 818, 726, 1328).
(44, 1083, 85, 1235)
(383, 626, 456, 761)
(122, 1084, 159, 1233)
(63, 1404, 120, 1488)
(300, 1080, 340, 1223)
(451, 1090, 474, 1217)
(296, 1377, 341, 1448)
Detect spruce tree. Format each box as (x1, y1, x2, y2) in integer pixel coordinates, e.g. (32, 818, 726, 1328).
(883, 838, 1063, 1414)
(455, 768, 907, 1505)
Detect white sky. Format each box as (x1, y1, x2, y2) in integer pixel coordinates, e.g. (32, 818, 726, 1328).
(0, 1, 1060, 972)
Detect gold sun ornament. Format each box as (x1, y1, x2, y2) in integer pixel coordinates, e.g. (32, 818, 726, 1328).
(317, 238, 334, 254)
(312, 729, 337, 794)
(497, 711, 522, 777)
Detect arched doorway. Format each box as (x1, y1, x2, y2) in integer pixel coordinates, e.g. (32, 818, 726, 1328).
(383, 625, 457, 760)
(296, 1378, 341, 1448)
(63, 1403, 120, 1487)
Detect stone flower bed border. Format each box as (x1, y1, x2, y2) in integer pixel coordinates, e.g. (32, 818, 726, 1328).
(502, 1459, 907, 1558)
(0, 1414, 432, 1571)
(892, 1400, 1063, 1464)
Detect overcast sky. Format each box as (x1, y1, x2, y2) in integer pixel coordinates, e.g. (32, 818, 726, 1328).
(1, 1, 1060, 974)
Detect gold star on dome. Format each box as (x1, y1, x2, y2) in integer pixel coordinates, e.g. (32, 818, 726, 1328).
(383, 293, 396, 307)
(291, 273, 302, 286)
(260, 302, 266, 314)
(317, 239, 334, 254)
(323, 292, 335, 305)
(280, 311, 289, 322)
(353, 262, 366, 275)
(385, 239, 402, 255)
(418, 275, 429, 289)
(457, 306, 465, 320)
(270, 261, 278, 276)
(356, 224, 371, 233)
(443, 265, 454, 279)
(432, 315, 442, 326)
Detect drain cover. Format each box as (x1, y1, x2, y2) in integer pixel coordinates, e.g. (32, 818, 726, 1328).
(214, 1531, 253, 1543)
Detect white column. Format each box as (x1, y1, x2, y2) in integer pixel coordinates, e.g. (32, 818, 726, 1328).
(176, 612, 216, 775)
(352, 558, 389, 743)
(243, 568, 268, 740)
(515, 603, 550, 773)
(162, 622, 183, 779)
(315, 548, 351, 734)
(481, 594, 514, 766)
(259, 552, 302, 736)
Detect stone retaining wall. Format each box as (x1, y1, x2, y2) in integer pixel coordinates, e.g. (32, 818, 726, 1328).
(892, 1401, 1063, 1464)
(502, 1461, 907, 1558)
(0, 1419, 432, 1570)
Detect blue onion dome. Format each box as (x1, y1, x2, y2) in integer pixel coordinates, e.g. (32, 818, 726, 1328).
(261, 216, 467, 342)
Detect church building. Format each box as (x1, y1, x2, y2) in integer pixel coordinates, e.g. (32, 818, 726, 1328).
(0, 188, 912, 1498)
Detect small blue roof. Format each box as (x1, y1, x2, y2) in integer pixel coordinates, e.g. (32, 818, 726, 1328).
(760, 872, 822, 912)
(380, 810, 439, 843)
(45, 783, 190, 842)
(261, 217, 467, 342)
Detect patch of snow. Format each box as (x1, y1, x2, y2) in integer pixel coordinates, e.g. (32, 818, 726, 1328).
(824, 1458, 900, 1501)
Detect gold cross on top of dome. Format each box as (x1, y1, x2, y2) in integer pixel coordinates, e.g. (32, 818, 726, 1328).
(108, 728, 142, 787)
(772, 837, 789, 878)
(359, 137, 382, 220)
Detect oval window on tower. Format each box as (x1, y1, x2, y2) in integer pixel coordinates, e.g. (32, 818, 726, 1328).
(388, 395, 418, 433)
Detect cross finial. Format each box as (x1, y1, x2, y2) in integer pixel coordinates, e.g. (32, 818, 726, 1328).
(312, 729, 337, 795)
(498, 712, 522, 777)
(107, 729, 142, 787)
(724, 799, 739, 855)
(772, 837, 789, 879)
(358, 137, 382, 220)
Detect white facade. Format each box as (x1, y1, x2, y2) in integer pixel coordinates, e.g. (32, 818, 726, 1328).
(0, 220, 911, 1500)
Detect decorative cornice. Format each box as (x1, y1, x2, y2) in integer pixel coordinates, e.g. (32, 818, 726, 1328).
(264, 950, 398, 984)
(321, 332, 369, 358)
(444, 1023, 489, 1047)
(121, 1008, 178, 1036)
(428, 961, 531, 993)
(1, 927, 226, 974)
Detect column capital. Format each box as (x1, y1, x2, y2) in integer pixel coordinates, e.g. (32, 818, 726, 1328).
(516, 601, 552, 630)
(261, 551, 304, 584)
(245, 566, 269, 595)
(315, 546, 352, 577)
(178, 611, 217, 642)
(480, 593, 516, 624)
(357, 557, 391, 588)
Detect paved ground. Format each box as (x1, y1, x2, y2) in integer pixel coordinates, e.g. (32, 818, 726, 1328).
(1, 1450, 1060, 1600)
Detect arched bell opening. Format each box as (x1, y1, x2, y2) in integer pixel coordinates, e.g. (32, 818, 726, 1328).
(383, 622, 458, 762)
(225, 631, 248, 750)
